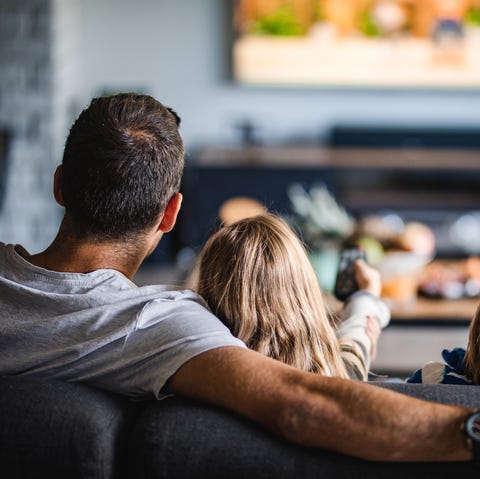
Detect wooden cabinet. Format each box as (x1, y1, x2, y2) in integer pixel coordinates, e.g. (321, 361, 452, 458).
(182, 146, 480, 256)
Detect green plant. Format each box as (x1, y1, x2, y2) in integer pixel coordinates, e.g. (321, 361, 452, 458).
(287, 183, 355, 250)
(359, 9, 381, 37)
(466, 8, 480, 27)
(250, 7, 306, 37)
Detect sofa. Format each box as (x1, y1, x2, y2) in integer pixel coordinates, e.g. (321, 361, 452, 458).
(0, 376, 479, 479)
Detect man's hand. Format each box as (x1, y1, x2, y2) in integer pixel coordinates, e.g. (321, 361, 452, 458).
(354, 259, 382, 297)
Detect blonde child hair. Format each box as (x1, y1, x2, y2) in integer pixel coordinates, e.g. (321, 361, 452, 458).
(192, 214, 366, 379)
(464, 304, 480, 384)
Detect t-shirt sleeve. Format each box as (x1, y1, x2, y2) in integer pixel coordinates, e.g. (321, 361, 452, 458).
(84, 290, 246, 400)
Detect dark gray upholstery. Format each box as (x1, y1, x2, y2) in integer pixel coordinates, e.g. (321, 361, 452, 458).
(374, 382, 480, 408)
(0, 376, 137, 479)
(130, 382, 480, 479)
(1, 377, 479, 478)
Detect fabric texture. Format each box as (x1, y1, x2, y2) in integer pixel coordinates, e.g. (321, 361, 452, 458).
(1, 378, 480, 478)
(0, 376, 137, 479)
(374, 381, 480, 407)
(0, 242, 245, 399)
(129, 383, 480, 479)
(406, 348, 472, 385)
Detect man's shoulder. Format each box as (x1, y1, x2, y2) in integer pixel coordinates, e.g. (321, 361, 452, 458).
(1, 254, 212, 323)
(0, 242, 24, 272)
(0, 241, 12, 256)
(0, 242, 6, 258)
(133, 286, 210, 311)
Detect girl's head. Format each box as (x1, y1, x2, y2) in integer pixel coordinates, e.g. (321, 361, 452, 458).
(464, 304, 480, 384)
(193, 214, 351, 378)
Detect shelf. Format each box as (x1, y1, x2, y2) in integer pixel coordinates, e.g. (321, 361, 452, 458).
(196, 146, 480, 171)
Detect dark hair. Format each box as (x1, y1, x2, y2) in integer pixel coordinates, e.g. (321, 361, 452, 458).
(61, 93, 184, 240)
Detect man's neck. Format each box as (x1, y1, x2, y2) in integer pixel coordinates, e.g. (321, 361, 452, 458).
(22, 236, 148, 280)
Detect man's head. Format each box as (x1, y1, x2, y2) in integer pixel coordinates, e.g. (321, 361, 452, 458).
(59, 93, 184, 241)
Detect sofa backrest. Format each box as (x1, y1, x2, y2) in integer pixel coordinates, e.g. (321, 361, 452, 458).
(1, 377, 479, 479)
(128, 384, 480, 479)
(373, 381, 480, 408)
(0, 376, 138, 479)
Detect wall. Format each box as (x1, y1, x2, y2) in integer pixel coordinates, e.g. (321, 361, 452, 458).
(0, 0, 84, 252)
(0, 0, 61, 251)
(51, 0, 83, 166)
(77, 0, 480, 150)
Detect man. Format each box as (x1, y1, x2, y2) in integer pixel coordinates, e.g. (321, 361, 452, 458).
(0, 93, 475, 463)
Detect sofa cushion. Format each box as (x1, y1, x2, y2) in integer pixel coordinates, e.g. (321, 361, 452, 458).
(0, 376, 137, 479)
(130, 383, 480, 479)
(374, 382, 480, 408)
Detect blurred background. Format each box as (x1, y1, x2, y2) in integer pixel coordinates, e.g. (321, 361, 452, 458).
(2, 0, 480, 376)
(2, 0, 480, 252)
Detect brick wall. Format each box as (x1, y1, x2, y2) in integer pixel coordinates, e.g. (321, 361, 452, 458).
(0, 0, 63, 252)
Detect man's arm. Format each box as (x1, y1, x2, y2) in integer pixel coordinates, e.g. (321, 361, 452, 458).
(166, 346, 472, 462)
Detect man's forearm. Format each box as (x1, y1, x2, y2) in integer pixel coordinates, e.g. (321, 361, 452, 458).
(280, 373, 472, 462)
(168, 347, 473, 463)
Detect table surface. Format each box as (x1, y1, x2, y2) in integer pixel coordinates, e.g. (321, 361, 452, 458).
(388, 296, 477, 322)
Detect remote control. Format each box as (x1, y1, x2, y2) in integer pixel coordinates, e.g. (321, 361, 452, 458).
(333, 248, 367, 301)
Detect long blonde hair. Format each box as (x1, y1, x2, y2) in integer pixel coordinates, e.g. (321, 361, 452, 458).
(192, 214, 353, 379)
(464, 304, 480, 384)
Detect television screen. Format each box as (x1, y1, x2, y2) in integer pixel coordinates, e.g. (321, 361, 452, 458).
(233, 0, 480, 88)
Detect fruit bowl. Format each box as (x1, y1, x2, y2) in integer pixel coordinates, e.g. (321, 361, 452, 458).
(376, 251, 433, 304)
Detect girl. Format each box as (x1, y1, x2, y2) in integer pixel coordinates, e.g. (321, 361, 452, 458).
(190, 214, 390, 380)
(407, 304, 480, 385)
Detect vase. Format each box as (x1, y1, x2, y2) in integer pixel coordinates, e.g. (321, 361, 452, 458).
(309, 246, 340, 293)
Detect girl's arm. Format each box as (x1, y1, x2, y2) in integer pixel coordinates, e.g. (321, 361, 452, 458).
(336, 260, 391, 378)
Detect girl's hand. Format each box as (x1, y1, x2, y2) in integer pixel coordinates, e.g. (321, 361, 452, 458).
(354, 259, 382, 297)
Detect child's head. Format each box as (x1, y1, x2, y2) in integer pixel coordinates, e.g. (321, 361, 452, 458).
(464, 304, 480, 384)
(193, 213, 350, 378)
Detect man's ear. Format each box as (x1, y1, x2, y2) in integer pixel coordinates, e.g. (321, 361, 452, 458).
(158, 193, 183, 233)
(53, 165, 64, 206)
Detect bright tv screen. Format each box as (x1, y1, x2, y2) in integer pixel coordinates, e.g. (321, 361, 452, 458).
(233, 0, 480, 88)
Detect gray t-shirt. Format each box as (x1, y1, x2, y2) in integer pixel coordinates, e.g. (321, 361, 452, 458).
(0, 243, 246, 400)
